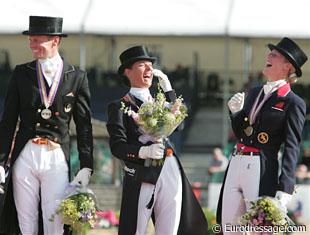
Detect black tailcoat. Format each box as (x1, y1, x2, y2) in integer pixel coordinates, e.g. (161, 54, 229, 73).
(107, 91, 208, 235)
(217, 83, 306, 223)
(0, 59, 93, 234)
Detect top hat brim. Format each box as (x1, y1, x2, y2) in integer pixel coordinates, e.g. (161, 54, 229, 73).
(268, 43, 302, 77)
(118, 56, 156, 75)
(22, 30, 68, 37)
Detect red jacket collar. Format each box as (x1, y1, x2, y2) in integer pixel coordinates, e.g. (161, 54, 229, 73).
(277, 83, 291, 97)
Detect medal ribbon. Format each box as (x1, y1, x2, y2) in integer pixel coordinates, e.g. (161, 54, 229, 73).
(123, 93, 141, 109)
(36, 60, 63, 109)
(249, 82, 286, 125)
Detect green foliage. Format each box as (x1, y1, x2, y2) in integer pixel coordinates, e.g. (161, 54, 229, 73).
(203, 208, 217, 235)
(121, 87, 188, 139)
(239, 197, 290, 227)
(56, 193, 97, 235)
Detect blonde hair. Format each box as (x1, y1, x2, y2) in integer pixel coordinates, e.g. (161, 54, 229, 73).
(285, 61, 298, 84)
(287, 73, 298, 84)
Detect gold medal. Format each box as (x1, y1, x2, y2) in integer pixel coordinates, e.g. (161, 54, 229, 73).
(258, 132, 269, 144)
(41, 108, 52, 119)
(244, 126, 253, 136)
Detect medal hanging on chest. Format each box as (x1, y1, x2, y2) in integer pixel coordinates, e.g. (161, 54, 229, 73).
(36, 60, 63, 120)
(245, 82, 286, 137)
(244, 126, 253, 136)
(41, 108, 52, 119)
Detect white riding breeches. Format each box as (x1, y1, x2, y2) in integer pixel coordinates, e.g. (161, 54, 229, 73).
(135, 156, 182, 235)
(222, 154, 261, 235)
(12, 140, 69, 235)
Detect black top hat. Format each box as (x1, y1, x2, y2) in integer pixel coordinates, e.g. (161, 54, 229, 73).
(22, 16, 67, 37)
(268, 37, 307, 77)
(118, 45, 156, 75)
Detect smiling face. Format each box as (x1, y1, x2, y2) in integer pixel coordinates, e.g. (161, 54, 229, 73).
(262, 49, 295, 82)
(124, 60, 154, 88)
(28, 35, 60, 59)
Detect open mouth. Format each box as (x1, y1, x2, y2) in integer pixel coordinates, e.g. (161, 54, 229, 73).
(143, 74, 152, 79)
(266, 62, 272, 67)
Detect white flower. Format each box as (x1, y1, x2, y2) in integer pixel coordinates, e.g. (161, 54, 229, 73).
(121, 88, 187, 142)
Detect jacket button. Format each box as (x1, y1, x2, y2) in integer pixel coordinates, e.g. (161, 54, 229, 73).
(54, 125, 59, 129)
(38, 109, 41, 113)
(55, 112, 60, 116)
(36, 123, 40, 127)
(244, 117, 248, 121)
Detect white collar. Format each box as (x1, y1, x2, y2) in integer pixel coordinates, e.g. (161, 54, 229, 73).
(263, 79, 286, 94)
(38, 53, 62, 86)
(39, 53, 62, 67)
(129, 87, 152, 103)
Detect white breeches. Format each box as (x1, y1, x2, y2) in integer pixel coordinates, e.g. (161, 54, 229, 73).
(222, 154, 261, 235)
(136, 156, 182, 235)
(12, 141, 69, 235)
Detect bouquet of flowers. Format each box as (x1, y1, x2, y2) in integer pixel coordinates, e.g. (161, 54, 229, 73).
(121, 88, 188, 143)
(239, 196, 294, 228)
(52, 185, 98, 235)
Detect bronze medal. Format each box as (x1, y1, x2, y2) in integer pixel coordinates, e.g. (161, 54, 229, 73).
(258, 132, 269, 144)
(244, 126, 253, 136)
(41, 108, 52, 119)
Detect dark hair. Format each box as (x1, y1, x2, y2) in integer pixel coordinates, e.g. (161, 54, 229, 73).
(120, 61, 135, 87)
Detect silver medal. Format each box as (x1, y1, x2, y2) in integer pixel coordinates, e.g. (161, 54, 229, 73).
(41, 108, 52, 119)
(244, 126, 253, 136)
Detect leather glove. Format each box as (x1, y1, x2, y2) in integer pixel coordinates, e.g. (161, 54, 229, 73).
(153, 69, 172, 92)
(139, 143, 165, 160)
(71, 168, 92, 187)
(227, 92, 245, 114)
(0, 166, 5, 184)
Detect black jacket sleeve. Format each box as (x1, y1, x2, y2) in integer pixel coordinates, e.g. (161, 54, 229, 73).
(72, 70, 93, 170)
(0, 66, 20, 163)
(106, 102, 142, 161)
(279, 96, 306, 193)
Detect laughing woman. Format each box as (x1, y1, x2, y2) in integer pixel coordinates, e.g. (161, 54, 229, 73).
(217, 37, 308, 234)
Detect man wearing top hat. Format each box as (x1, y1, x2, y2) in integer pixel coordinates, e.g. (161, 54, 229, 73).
(216, 37, 307, 234)
(0, 16, 93, 234)
(106, 45, 208, 234)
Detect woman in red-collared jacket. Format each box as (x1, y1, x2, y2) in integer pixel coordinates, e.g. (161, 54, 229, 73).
(216, 37, 307, 235)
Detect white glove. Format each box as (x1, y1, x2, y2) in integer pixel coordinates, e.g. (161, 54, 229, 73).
(0, 166, 5, 194)
(227, 92, 245, 114)
(153, 69, 172, 92)
(275, 191, 292, 208)
(0, 166, 5, 184)
(70, 168, 92, 187)
(139, 143, 165, 160)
